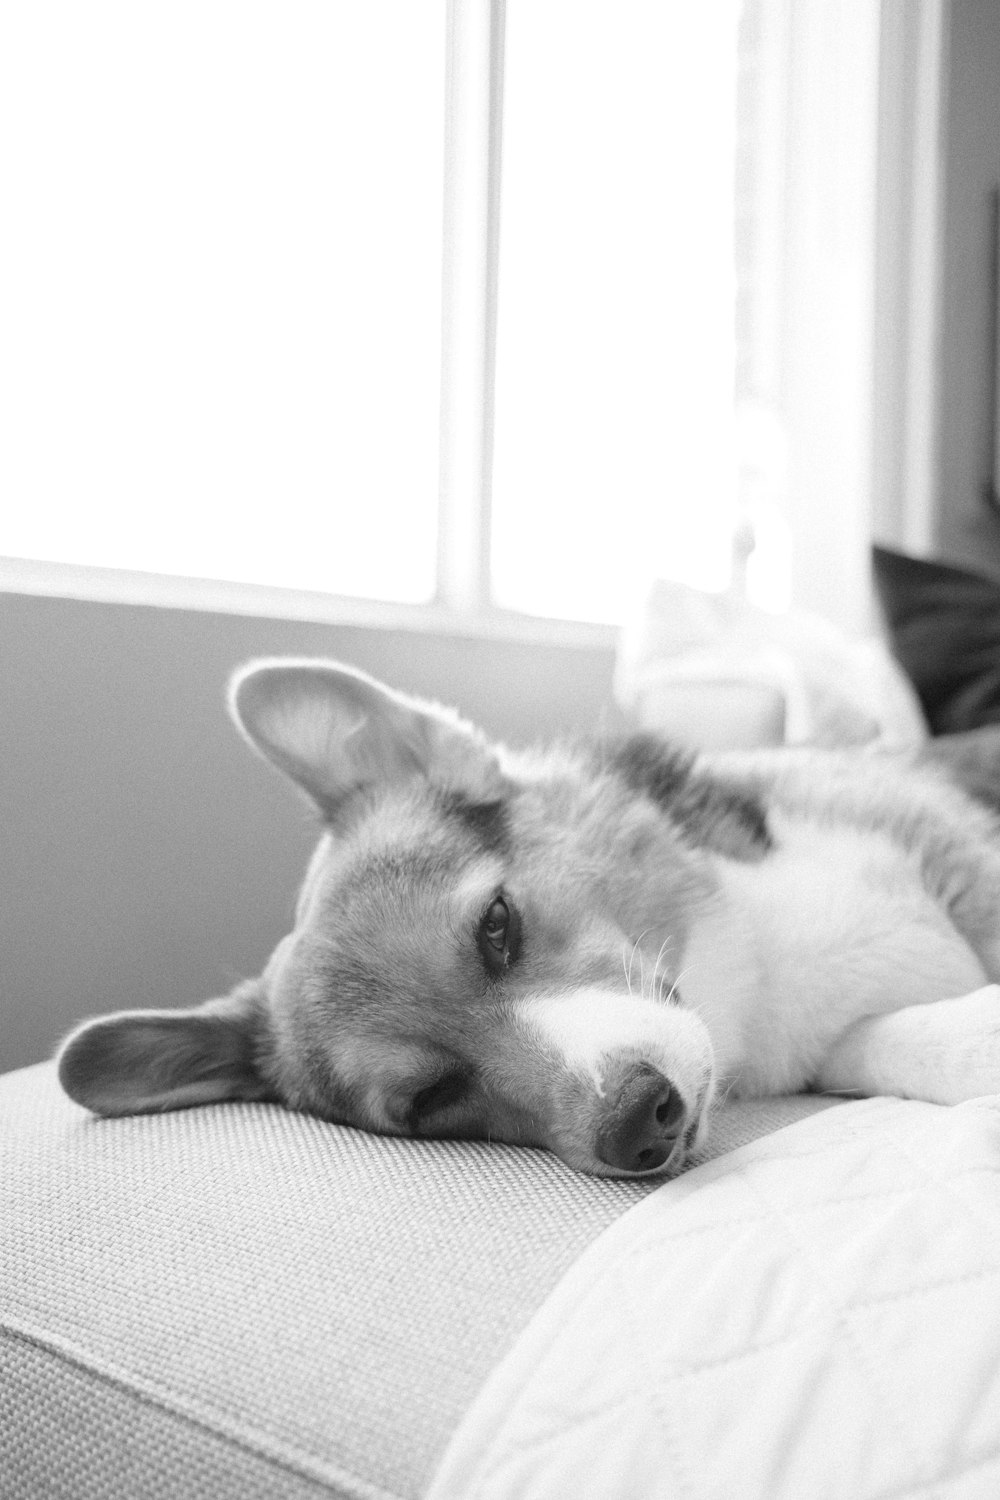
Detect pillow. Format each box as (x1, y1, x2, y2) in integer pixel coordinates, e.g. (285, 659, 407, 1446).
(617, 575, 926, 750)
(873, 546, 1000, 735)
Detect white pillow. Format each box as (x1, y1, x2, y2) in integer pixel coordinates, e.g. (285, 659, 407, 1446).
(616, 578, 927, 751)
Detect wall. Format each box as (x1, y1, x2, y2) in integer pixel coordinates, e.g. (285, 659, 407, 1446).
(0, 592, 620, 1071)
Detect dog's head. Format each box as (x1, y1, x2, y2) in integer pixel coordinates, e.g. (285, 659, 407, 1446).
(58, 660, 717, 1177)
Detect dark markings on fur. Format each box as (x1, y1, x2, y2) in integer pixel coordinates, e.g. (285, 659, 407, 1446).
(605, 733, 773, 861)
(436, 789, 510, 854)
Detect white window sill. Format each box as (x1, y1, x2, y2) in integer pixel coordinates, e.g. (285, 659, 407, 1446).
(0, 556, 619, 651)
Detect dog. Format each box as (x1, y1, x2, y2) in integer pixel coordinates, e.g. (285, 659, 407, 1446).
(57, 658, 1000, 1177)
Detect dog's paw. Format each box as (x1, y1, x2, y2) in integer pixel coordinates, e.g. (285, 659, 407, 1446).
(926, 984, 1000, 1103)
(816, 985, 1000, 1105)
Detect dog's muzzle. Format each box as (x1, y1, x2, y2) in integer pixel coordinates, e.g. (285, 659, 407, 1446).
(594, 1064, 687, 1173)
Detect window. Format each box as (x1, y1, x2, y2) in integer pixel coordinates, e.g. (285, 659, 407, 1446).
(1, 2, 446, 605)
(0, 2, 746, 627)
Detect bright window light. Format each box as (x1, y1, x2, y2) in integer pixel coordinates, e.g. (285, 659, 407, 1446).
(491, 1, 741, 624)
(0, 2, 445, 603)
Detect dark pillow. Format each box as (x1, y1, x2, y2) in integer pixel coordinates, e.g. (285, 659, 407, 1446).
(872, 545, 1000, 735)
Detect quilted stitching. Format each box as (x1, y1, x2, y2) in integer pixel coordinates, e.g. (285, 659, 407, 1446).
(428, 1097, 1000, 1500)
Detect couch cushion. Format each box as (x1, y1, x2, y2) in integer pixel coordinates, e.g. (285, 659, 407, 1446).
(0, 1063, 837, 1499)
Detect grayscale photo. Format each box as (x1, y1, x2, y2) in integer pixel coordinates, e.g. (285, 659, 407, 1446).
(3, 3, 1000, 1497)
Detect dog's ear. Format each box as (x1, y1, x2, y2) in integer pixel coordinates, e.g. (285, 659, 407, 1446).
(57, 984, 273, 1116)
(228, 658, 493, 816)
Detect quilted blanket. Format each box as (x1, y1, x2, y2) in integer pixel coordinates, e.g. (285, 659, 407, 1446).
(429, 1096, 1000, 1500)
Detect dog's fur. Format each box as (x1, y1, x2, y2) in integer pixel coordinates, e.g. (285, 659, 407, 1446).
(57, 659, 1000, 1177)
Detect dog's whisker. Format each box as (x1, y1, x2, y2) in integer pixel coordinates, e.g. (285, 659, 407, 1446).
(714, 1075, 738, 1109)
(657, 962, 679, 1007)
(652, 942, 683, 1005)
(626, 931, 650, 997)
(663, 963, 697, 1007)
(626, 937, 639, 995)
(650, 936, 674, 1004)
(665, 966, 695, 1002)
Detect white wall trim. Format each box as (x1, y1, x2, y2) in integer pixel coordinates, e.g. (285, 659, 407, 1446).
(872, 0, 948, 557)
(437, 0, 506, 612)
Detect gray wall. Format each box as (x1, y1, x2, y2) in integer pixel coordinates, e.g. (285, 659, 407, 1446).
(0, 592, 621, 1072)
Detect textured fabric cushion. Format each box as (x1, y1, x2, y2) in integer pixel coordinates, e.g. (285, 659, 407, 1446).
(0, 1063, 838, 1500)
(873, 545, 1000, 734)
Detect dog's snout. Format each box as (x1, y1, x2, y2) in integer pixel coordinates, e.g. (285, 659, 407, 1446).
(595, 1067, 686, 1174)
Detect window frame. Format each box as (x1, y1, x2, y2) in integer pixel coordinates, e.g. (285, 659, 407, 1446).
(0, 0, 918, 646)
(0, 0, 618, 647)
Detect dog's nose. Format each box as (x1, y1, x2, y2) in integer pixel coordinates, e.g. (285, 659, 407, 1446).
(595, 1067, 686, 1173)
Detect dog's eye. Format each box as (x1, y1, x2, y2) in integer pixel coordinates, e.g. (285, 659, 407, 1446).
(483, 898, 509, 951)
(408, 1071, 468, 1127)
(477, 894, 519, 976)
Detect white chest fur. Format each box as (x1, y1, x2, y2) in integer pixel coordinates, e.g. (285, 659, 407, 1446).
(678, 816, 988, 1097)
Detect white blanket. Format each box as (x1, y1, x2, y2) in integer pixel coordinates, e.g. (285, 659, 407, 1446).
(429, 1096, 1000, 1500)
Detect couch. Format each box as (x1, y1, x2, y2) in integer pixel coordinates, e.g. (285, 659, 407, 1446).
(2, 1065, 842, 1498)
